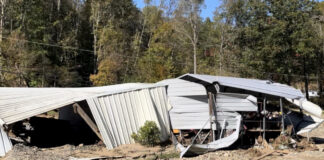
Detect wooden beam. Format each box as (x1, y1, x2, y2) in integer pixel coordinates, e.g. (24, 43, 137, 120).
(73, 103, 103, 141)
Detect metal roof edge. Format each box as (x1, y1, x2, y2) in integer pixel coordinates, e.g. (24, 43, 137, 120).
(85, 83, 168, 100)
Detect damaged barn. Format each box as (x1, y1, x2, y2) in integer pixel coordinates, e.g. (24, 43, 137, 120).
(158, 74, 324, 157)
(0, 73, 323, 158)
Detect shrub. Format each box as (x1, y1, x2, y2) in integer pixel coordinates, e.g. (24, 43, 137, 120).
(131, 121, 161, 146)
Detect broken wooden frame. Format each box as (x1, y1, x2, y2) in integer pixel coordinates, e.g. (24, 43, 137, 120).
(72, 103, 103, 141)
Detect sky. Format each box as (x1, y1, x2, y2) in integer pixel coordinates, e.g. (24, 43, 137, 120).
(133, 0, 221, 20)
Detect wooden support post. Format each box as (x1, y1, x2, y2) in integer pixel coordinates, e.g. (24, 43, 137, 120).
(280, 98, 285, 135)
(73, 103, 103, 141)
(263, 98, 266, 140)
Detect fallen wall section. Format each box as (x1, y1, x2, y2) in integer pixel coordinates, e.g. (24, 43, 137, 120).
(86, 86, 171, 149)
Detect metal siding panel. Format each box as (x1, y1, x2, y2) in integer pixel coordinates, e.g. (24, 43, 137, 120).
(114, 94, 129, 145)
(109, 95, 125, 145)
(129, 91, 141, 131)
(86, 98, 113, 149)
(122, 93, 137, 143)
(149, 87, 169, 140)
(102, 96, 117, 147)
(117, 93, 132, 144)
(0, 126, 12, 157)
(143, 90, 155, 121)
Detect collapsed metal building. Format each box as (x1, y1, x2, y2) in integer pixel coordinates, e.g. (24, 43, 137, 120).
(0, 74, 323, 157)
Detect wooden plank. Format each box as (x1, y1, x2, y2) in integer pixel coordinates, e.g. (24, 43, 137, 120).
(253, 150, 275, 160)
(253, 150, 289, 160)
(73, 103, 103, 141)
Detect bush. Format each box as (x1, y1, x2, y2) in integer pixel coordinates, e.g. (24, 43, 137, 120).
(131, 121, 161, 146)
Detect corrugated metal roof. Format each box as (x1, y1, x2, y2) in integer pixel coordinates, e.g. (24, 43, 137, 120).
(0, 126, 12, 157)
(157, 79, 207, 96)
(86, 86, 171, 149)
(179, 74, 304, 99)
(0, 83, 152, 125)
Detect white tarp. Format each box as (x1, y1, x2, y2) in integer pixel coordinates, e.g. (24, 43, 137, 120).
(86, 86, 171, 149)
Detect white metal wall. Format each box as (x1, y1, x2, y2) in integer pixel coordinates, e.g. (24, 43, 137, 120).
(0, 126, 12, 157)
(159, 79, 257, 130)
(86, 86, 171, 149)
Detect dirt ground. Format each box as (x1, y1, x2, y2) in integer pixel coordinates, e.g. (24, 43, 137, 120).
(2, 122, 324, 160)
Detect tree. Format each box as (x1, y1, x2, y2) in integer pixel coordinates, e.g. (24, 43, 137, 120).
(173, 0, 204, 74)
(220, 0, 319, 99)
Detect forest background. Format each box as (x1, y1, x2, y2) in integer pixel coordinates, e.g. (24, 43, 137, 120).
(0, 0, 324, 99)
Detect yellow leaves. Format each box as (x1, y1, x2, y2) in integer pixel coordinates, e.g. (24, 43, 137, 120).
(90, 57, 120, 86)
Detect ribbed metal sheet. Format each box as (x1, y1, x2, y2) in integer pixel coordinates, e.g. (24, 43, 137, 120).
(0, 126, 12, 157)
(179, 74, 304, 99)
(158, 79, 257, 130)
(86, 86, 171, 149)
(0, 83, 150, 125)
(157, 79, 207, 96)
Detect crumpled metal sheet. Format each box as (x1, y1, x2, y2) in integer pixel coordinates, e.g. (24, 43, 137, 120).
(179, 113, 242, 157)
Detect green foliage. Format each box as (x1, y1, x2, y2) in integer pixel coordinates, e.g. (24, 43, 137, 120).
(131, 121, 161, 147)
(90, 57, 120, 86)
(220, 0, 320, 84)
(157, 151, 180, 159)
(0, 0, 323, 90)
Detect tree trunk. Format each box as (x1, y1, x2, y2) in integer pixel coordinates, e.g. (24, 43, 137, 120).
(304, 57, 309, 100)
(0, 0, 5, 43)
(193, 43, 197, 74)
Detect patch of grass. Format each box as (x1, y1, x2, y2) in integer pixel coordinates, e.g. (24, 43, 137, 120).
(47, 110, 58, 117)
(157, 151, 180, 159)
